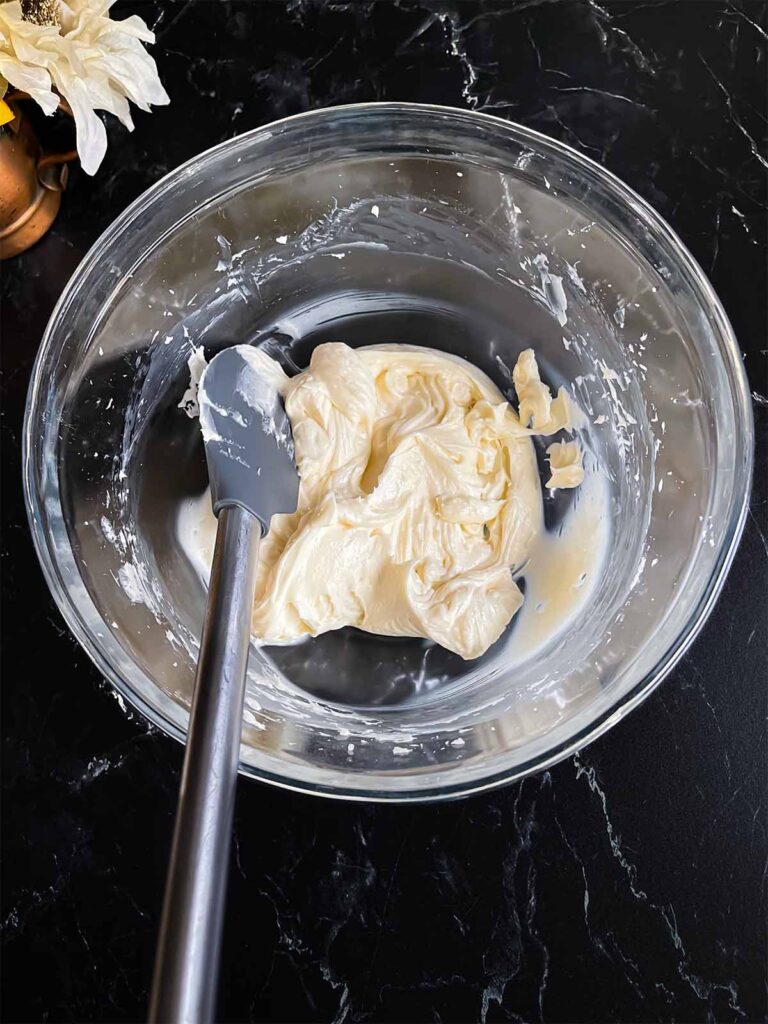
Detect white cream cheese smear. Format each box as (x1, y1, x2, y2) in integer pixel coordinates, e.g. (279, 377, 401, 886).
(179, 342, 587, 660)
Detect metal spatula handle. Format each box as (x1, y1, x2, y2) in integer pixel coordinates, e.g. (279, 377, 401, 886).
(149, 504, 261, 1024)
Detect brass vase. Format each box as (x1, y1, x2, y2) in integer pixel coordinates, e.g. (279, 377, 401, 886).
(0, 93, 75, 259)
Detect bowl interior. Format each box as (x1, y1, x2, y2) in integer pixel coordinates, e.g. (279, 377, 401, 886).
(26, 106, 751, 798)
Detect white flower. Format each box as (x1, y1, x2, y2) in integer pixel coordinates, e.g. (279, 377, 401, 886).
(0, 4, 59, 113)
(0, 0, 169, 174)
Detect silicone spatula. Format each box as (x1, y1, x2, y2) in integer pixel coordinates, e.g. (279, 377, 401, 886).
(149, 345, 299, 1024)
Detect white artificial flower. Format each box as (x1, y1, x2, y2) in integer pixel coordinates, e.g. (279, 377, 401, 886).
(0, 3, 59, 113)
(0, 0, 169, 174)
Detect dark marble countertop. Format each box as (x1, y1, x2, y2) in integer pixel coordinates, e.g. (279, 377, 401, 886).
(2, 2, 766, 1021)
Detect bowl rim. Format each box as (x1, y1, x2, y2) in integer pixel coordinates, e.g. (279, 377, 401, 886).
(23, 101, 754, 802)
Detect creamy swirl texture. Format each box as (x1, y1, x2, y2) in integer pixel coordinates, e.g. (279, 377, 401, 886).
(199, 342, 582, 660)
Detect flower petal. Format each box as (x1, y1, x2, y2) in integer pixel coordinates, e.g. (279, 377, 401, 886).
(0, 53, 57, 113)
(53, 72, 107, 174)
(0, 97, 14, 126)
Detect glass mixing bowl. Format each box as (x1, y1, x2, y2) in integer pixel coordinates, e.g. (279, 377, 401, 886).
(24, 104, 752, 801)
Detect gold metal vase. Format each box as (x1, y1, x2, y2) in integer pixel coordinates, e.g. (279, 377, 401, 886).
(0, 92, 76, 259)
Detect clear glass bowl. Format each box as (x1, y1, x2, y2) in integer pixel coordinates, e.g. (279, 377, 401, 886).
(24, 104, 753, 801)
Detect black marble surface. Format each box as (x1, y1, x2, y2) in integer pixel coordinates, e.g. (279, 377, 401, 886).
(2, 2, 767, 1021)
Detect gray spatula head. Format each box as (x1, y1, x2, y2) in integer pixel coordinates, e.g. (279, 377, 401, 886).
(198, 345, 300, 529)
